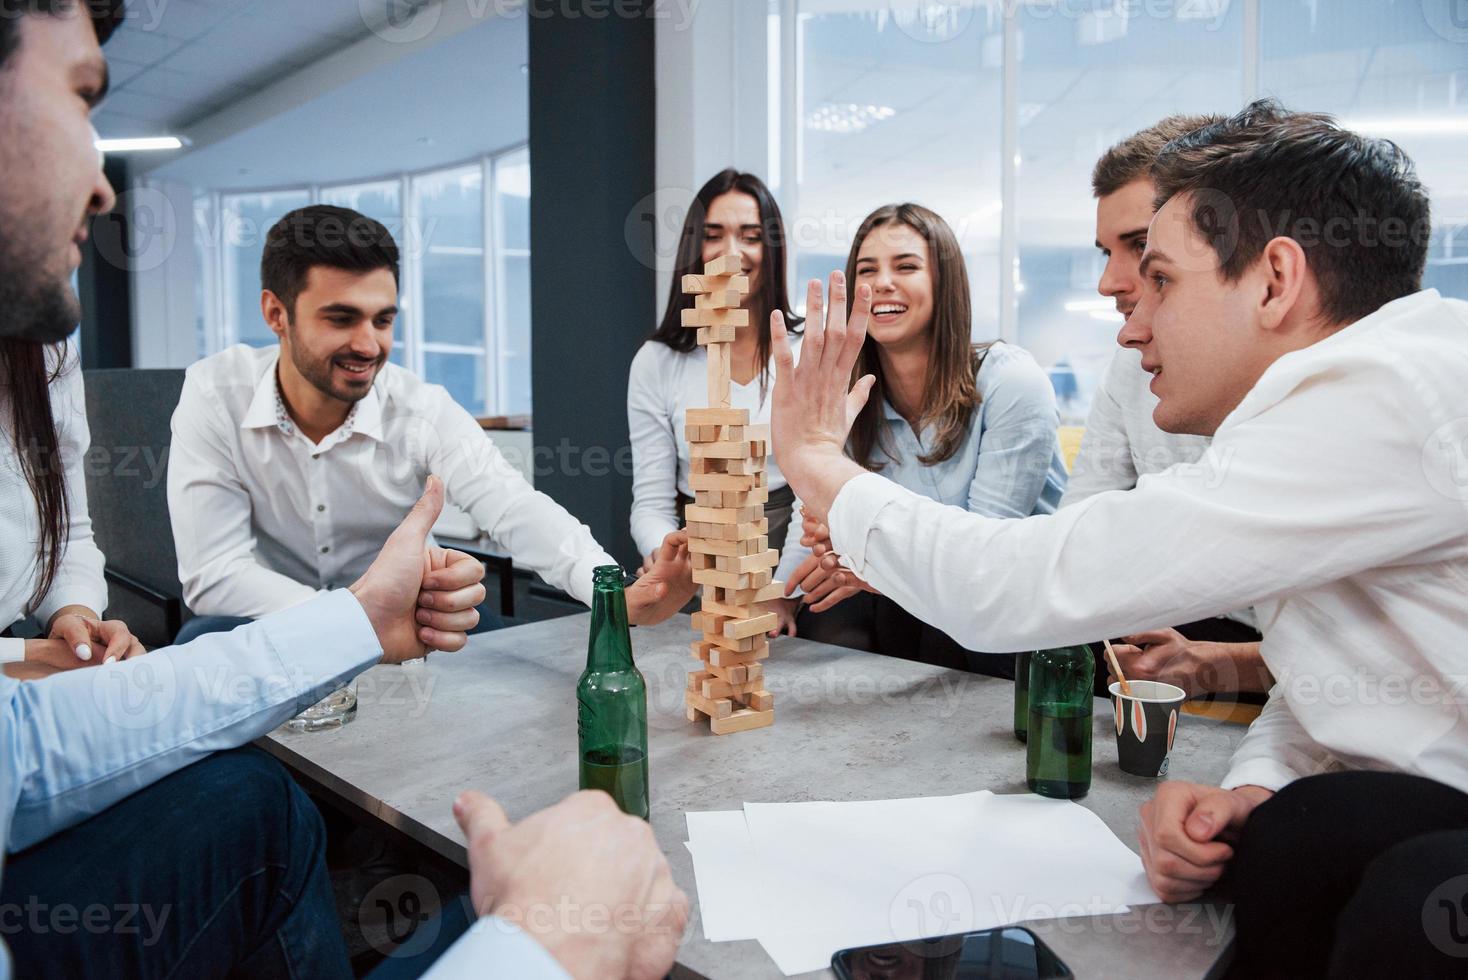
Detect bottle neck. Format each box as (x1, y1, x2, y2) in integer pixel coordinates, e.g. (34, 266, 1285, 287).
(586, 580, 634, 672)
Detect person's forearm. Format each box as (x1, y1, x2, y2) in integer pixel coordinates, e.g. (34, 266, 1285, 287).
(1218, 641, 1272, 695)
(784, 449, 866, 528)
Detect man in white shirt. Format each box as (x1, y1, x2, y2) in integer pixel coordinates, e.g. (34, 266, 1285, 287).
(1064, 114, 1271, 699)
(0, 8, 684, 979)
(770, 101, 1468, 974)
(168, 205, 695, 637)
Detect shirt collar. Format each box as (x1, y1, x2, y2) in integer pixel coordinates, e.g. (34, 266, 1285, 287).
(352, 376, 385, 441)
(238, 348, 385, 445)
(240, 350, 284, 431)
(880, 395, 904, 423)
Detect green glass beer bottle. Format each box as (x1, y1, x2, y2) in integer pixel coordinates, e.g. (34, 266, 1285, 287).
(1025, 645, 1094, 799)
(1013, 650, 1032, 742)
(577, 565, 650, 820)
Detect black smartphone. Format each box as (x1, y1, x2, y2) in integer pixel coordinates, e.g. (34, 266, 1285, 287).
(831, 926, 1074, 980)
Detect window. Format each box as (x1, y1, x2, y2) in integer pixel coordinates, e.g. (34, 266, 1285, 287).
(1258, 2, 1468, 303)
(773, 2, 1463, 422)
(221, 189, 310, 349)
(412, 164, 487, 413)
(1014, 2, 1243, 421)
(196, 148, 532, 418)
(492, 147, 533, 416)
(791, 4, 1003, 336)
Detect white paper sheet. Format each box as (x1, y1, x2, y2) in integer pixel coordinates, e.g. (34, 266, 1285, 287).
(684, 792, 1159, 976)
(683, 810, 766, 942)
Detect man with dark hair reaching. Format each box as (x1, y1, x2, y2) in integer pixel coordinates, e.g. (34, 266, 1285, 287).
(1066, 114, 1272, 700)
(168, 204, 695, 640)
(772, 99, 1468, 974)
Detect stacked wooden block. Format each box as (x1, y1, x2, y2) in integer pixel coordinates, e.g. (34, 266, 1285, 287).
(681, 254, 781, 735)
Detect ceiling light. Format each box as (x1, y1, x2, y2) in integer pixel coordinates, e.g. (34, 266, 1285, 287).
(1089, 309, 1125, 323)
(1065, 298, 1114, 312)
(94, 136, 188, 152)
(805, 103, 897, 134)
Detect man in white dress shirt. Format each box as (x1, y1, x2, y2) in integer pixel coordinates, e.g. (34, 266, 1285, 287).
(168, 205, 695, 638)
(1064, 114, 1271, 699)
(771, 100, 1468, 974)
(0, 6, 683, 978)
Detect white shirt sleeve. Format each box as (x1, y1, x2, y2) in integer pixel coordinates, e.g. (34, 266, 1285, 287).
(627, 343, 682, 560)
(825, 359, 1460, 653)
(420, 916, 571, 980)
(773, 494, 811, 590)
(33, 356, 109, 625)
(1219, 688, 1342, 791)
(427, 391, 616, 608)
(1059, 349, 1139, 508)
(167, 372, 319, 618)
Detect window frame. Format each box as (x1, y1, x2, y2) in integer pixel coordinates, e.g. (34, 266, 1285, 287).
(197, 142, 531, 418)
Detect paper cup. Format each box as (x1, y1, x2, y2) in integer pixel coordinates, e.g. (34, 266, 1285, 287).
(1109, 681, 1186, 777)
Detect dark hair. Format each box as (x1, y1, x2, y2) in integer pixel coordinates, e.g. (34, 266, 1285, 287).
(844, 203, 988, 471)
(1151, 98, 1431, 325)
(0, 1, 125, 69)
(648, 170, 802, 393)
(261, 206, 400, 321)
(1091, 113, 1223, 198)
(0, 340, 69, 613)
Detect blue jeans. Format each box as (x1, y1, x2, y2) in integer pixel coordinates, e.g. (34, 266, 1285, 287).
(174, 600, 510, 647)
(0, 746, 350, 978)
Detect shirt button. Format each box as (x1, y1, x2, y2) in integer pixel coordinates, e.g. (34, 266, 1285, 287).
(312, 453, 321, 460)
(320, 546, 330, 554)
(317, 504, 326, 512)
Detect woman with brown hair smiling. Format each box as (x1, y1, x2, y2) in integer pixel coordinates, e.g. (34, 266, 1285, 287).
(771, 203, 1067, 676)
(627, 169, 805, 572)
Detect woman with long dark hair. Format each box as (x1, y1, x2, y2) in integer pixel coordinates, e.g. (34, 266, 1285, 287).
(0, 340, 142, 675)
(628, 169, 804, 573)
(772, 204, 1067, 672)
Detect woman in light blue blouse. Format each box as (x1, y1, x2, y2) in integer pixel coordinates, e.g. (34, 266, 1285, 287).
(771, 203, 1068, 676)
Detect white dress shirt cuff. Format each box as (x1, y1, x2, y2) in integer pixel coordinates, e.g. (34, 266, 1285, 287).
(568, 550, 620, 608)
(1220, 759, 1300, 794)
(827, 472, 911, 577)
(0, 638, 25, 664)
(421, 916, 571, 979)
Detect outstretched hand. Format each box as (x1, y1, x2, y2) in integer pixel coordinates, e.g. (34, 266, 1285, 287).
(770, 271, 875, 519)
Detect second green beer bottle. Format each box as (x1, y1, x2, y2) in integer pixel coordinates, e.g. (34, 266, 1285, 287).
(1025, 644, 1094, 799)
(576, 565, 650, 820)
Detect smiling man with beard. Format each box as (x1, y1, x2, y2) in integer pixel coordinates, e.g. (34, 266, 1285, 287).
(168, 205, 696, 641)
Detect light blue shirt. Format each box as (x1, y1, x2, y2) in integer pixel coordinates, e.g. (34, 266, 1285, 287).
(0, 590, 567, 979)
(778, 342, 1068, 583)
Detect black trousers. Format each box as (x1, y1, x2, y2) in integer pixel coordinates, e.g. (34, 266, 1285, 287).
(1226, 770, 1468, 978)
(796, 593, 1016, 679)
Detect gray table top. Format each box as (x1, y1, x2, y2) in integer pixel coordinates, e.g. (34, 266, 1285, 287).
(262, 614, 1246, 979)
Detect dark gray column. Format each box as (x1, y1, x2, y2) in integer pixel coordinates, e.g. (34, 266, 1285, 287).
(528, 0, 656, 568)
(77, 156, 133, 368)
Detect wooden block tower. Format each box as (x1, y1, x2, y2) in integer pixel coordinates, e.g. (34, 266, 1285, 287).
(681, 253, 781, 735)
